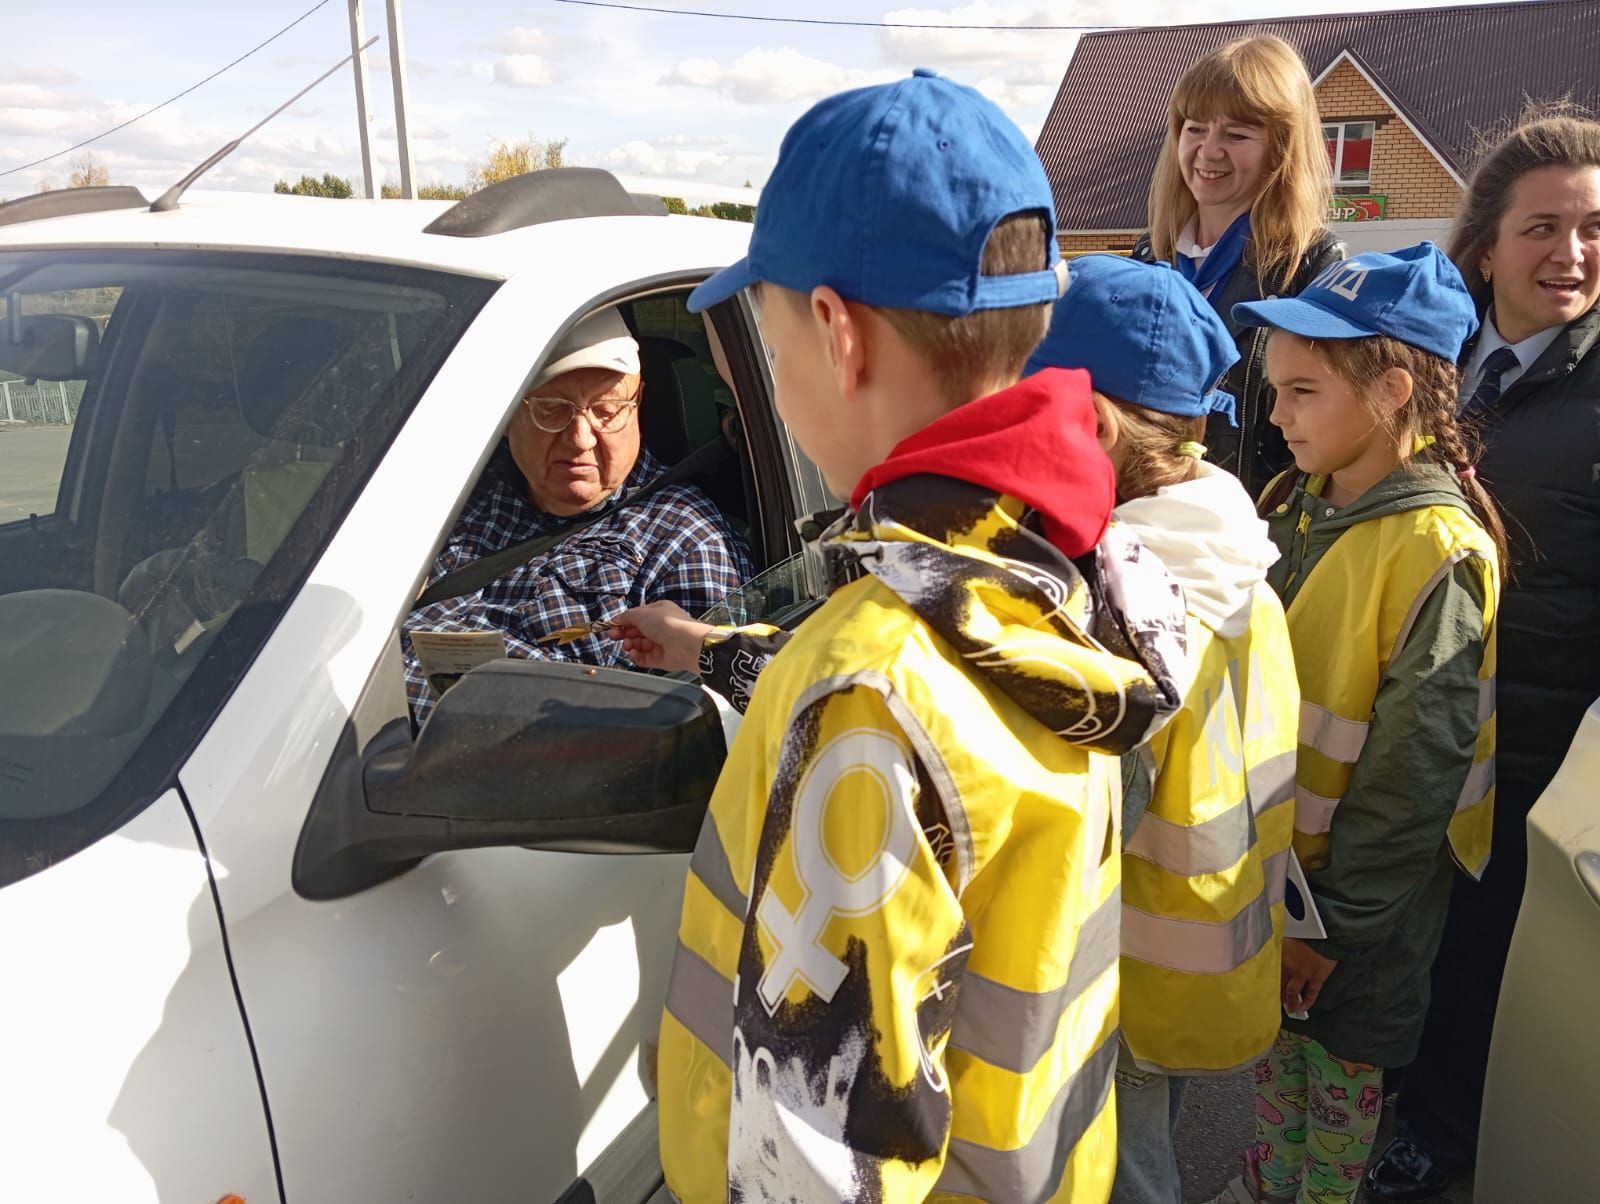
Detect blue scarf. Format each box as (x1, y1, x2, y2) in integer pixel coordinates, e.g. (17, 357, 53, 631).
(1176, 212, 1251, 308)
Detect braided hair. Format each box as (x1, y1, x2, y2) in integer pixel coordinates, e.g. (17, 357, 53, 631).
(1312, 334, 1509, 576)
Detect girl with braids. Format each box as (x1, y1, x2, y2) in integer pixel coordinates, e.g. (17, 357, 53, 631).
(1222, 243, 1503, 1204)
(1025, 256, 1301, 1204)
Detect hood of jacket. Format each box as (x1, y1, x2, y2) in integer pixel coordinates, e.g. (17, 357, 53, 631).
(1313, 460, 1474, 533)
(1114, 461, 1279, 639)
(850, 367, 1116, 560)
(824, 472, 1189, 757)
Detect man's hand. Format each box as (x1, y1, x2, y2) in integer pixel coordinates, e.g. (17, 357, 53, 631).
(610, 600, 713, 672)
(1282, 937, 1339, 1015)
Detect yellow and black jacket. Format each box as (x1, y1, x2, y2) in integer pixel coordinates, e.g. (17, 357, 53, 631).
(660, 474, 1187, 1203)
(1263, 461, 1498, 1066)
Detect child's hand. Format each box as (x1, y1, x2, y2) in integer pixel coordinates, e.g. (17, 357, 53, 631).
(1282, 937, 1339, 1014)
(609, 600, 713, 673)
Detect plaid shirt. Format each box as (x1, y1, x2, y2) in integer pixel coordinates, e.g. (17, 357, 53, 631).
(403, 445, 753, 723)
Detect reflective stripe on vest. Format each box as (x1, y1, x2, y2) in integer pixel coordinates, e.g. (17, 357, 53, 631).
(949, 890, 1119, 1074)
(688, 809, 748, 920)
(1121, 891, 1274, 975)
(1125, 798, 1251, 876)
(1300, 700, 1368, 762)
(663, 940, 734, 1068)
(933, 1032, 1117, 1203)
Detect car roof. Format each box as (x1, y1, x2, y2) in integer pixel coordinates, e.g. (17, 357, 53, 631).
(0, 188, 754, 282)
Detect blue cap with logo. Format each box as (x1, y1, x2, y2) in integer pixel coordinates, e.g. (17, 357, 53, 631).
(687, 68, 1065, 316)
(1231, 241, 1479, 362)
(1025, 254, 1241, 425)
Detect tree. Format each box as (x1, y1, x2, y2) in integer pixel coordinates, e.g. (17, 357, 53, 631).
(274, 173, 355, 198)
(379, 180, 471, 200)
(705, 201, 755, 223)
(67, 152, 110, 188)
(468, 134, 568, 191)
(661, 196, 689, 215)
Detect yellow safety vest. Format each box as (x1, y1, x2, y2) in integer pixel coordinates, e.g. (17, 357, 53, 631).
(1286, 504, 1498, 880)
(1121, 584, 1300, 1075)
(659, 493, 1184, 1203)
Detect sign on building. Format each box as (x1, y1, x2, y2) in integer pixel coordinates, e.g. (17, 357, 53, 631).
(1328, 195, 1387, 222)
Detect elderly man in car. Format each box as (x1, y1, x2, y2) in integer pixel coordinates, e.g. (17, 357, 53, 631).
(402, 307, 751, 724)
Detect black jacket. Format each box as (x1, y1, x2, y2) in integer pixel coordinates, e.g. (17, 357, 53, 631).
(1133, 228, 1344, 495)
(1471, 303, 1600, 804)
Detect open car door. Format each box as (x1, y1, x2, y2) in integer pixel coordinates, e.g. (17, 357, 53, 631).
(1476, 697, 1600, 1202)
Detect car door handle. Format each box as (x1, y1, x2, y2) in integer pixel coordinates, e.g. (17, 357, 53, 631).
(1578, 851, 1600, 910)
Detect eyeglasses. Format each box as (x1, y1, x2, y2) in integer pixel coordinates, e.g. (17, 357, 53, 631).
(521, 383, 643, 434)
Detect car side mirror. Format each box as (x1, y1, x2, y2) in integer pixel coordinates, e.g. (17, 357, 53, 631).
(0, 313, 99, 380)
(293, 660, 727, 900)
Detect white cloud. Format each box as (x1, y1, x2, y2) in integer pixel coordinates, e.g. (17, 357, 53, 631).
(661, 46, 894, 105)
(490, 26, 556, 54)
(657, 132, 734, 148)
(493, 54, 558, 88)
(0, 83, 86, 112)
(577, 133, 770, 189)
(879, 3, 1093, 86)
(9, 67, 78, 87)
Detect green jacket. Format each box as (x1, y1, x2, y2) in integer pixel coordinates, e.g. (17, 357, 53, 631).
(1265, 462, 1491, 1066)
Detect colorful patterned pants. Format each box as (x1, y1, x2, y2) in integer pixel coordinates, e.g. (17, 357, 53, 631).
(1251, 1030, 1383, 1204)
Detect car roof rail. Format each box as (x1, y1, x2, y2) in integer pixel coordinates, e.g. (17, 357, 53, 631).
(423, 167, 659, 237)
(0, 186, 151, 229)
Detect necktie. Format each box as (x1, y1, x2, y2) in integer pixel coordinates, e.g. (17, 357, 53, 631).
(1462, 346, 1520, 419)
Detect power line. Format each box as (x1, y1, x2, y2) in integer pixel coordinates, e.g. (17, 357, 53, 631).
(0, 0, 339, 180)
(551, 0, 1123, 30)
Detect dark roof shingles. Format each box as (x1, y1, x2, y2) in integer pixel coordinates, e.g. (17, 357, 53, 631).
(1036, 0, 1600, 231)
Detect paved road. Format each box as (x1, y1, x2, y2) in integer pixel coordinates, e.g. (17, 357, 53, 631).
(0, 424, 71, 523)
(1175, 1071, 1475, 1203)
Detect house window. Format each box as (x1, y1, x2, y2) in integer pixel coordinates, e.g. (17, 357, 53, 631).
(1324, 121, 1375, 190)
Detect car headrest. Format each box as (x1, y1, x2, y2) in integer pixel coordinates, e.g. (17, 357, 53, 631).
(236, 318, 355, 447)
(637, 336, 697, 465)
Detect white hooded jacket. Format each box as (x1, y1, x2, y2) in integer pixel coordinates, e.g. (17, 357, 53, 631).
(1112, 461, 1279, 640)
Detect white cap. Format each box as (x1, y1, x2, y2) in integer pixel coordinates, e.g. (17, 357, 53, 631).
(531, 307, 640, 390)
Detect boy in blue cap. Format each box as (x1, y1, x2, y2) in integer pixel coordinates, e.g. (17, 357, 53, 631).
(1221, 243, 1503, 1204)
(650, 71, 1189, 1203)
(1028, 255, 1300, 1204)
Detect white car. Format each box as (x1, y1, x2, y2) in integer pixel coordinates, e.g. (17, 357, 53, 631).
(0, 171, 828, 1203)
(1477, 695, 1600, 1202)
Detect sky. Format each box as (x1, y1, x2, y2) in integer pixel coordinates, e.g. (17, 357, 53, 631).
(3, 0, 1494, 202)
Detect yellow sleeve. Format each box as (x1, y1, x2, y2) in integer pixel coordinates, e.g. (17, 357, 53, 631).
(727, 680, 970, 1203)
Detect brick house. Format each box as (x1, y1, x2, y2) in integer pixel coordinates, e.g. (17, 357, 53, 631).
(1036, 0, 1600, 255)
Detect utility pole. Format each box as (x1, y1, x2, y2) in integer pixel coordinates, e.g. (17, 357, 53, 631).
(347, 0, 377, 198)
(386, 0, 416, 197)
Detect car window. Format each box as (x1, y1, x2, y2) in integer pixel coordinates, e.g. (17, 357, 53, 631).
(0, 250, 495, 888)
(0, 286, 117, 522)
(698, 552, 809, 626)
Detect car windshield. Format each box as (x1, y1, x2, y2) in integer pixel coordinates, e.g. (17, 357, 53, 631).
(0, 249, 495, 886)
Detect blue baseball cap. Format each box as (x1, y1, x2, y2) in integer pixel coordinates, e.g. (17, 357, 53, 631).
(1025, 254, 1241, 425)
(687, 68, 1064, 316)
(1231, 242, 1479, 362)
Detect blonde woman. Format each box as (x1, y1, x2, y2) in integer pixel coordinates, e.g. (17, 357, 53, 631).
(1134, 34, 1343, 494)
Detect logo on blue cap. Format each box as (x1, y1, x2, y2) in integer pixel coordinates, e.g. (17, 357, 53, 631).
(687, 69, 1063, 316)
(1026, 255, 1242, 426)
(1232, 242, 1480, 363)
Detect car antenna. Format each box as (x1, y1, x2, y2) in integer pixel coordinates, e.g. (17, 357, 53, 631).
(151, 35, 379, 213)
